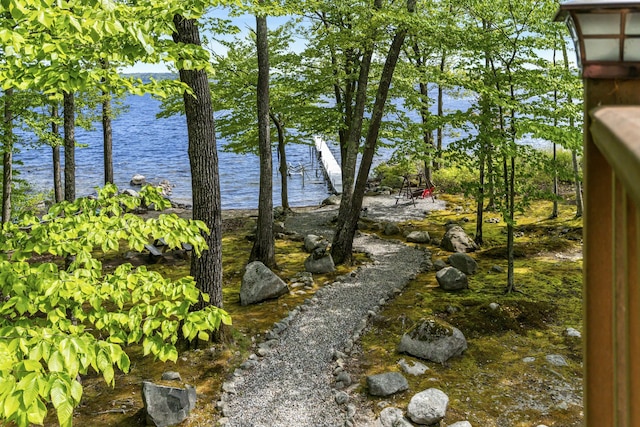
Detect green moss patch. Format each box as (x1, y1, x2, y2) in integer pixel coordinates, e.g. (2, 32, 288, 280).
(357, 195, 584, 426)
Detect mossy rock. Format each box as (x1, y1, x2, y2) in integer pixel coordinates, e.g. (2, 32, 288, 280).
(398, 317, 467, 364)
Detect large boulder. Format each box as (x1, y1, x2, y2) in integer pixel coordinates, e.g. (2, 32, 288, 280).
(367, 372, 409, 397)
(440, 225, 478, 253)
(142, 381, 196, 427)
(406, 231, 431, 244)
(436, 267, 468, 291)
(304, 248, 335, 274)
(407, 388, 449, 426)
(304, 234, 329, 253)
(447, 253, 478, 275)
(240, 261, 289, 306)
(398, 318, 467, 364)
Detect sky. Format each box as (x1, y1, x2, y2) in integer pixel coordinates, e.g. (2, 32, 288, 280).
(120, 8, 301, 74)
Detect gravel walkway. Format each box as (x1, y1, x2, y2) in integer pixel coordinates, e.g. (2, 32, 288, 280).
(218, 195, 442, 427)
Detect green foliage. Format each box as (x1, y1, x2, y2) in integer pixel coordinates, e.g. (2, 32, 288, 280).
(433, 164, 478, 194)
(374, 159, 418, 189)
(0, 184, 231, 427)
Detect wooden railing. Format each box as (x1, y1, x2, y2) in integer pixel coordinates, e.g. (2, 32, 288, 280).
(586, 105, 640, 427)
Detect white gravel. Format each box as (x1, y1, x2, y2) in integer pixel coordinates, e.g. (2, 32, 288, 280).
(219, 194, 443, 427)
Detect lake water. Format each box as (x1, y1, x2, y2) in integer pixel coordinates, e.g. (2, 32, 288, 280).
(15, 88, 547, 210)
(16, 94, 352, 209)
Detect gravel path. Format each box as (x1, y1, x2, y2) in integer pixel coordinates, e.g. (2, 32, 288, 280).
(218, 195, 442, 427)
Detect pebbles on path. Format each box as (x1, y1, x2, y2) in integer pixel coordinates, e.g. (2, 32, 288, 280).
(220, 233, 430, 427)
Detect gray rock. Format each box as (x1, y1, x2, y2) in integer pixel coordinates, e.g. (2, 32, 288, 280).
(273, 222, 286, 234)
(161, 371, 182, 382)
(322, 194, 342, 206)
(489, 303, 500, 311)
(398, 358, 429, 376)
(398, 318, 467, 364)
(379, 407, 413, 427)
(336, 371, 352, 387)
(447, 253, 478, 275)
(130, 174, 146, 186)
(122, 188, 139, 198)
(384, 223, 401, 236)
(440, 225, 478, 253)
(522, 357, 536, 363)
(491, 265, 504, 273)
(565, 327, 581, 338)
(433, 259, 447, 271)
(407, 388, 449, 425)
(406, 231, 431, 244)
(436, 267, 468, 291)
(335, 391, 349, 404)
(448, 422, 473, 427)
(546, 354, 569, 367)
(142, 381, 196, 427)
(367, 372, 409, 397)
(304, 234, 329, 253)
(304, 253, 336, 274)
(240, 261, 289, 306)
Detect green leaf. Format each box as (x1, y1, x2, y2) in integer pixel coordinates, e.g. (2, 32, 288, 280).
(27, 399, 46, 425)
(69, 380, 82, 404)
(3, 392, 20, 418)
(48, 351, 64, 373)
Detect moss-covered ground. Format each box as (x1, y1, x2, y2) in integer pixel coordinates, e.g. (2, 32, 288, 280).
(62, 213, 366, 427)
(56, 194, 583, 427)
(356, 194, 584, 426)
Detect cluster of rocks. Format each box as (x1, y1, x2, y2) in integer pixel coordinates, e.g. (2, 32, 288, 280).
(238, 232, 340, 306)
(376, 388, 470, 427)
(129, 174, 174, 196)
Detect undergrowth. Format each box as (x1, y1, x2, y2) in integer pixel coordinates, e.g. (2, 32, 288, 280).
(357, 195, 583, 427)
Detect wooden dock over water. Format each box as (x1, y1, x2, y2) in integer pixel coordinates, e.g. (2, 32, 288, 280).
(314, 136, 342, 194)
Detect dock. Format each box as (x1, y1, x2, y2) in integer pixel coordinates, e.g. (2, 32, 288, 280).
(313, 135, 343, 194)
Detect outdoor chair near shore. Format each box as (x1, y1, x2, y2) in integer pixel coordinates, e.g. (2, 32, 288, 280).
(395, 175, 436, 206)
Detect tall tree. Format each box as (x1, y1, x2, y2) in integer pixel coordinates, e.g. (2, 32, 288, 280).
(63, 91, 75, 202)
(51, 103, 64, 203)
(249, 6, 276, 268)
(2, 88, 13, 223)
(331, 0, 417, 264)
(172, 14, 224, 311)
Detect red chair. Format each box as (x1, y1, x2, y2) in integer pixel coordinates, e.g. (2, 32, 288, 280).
(420, 186, 436, 201)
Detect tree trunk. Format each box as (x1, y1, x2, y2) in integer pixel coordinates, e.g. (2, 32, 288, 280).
(173, 14, 223, 313)
(561, 37, 582, 218)
(435, 51, 445, 170)
(332, 0, 415, 265)
(63, 91, 75, 202)
(418, 80, 434, 183)
(572, 149, 583, 218)
(475, 151, 485, 245)
(51, 103, 63, 203)
(271, 113, 290, 212)
(505, 155, 516, 294)
(551, 141, 559, 218)
(249, 11, 276, 268)
(103, 92, 114, 185)
(2, 88, 13, 224)
(550, 49, 559, 219)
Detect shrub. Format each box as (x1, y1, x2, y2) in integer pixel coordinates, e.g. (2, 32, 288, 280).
(0, 184, 230, 427)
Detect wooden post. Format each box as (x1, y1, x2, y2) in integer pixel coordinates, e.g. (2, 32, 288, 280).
(585, 81, 640, 427)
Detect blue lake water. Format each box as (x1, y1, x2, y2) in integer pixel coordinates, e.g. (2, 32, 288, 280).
(14, 88, 548, 210)
(16, 94, 350, 209)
